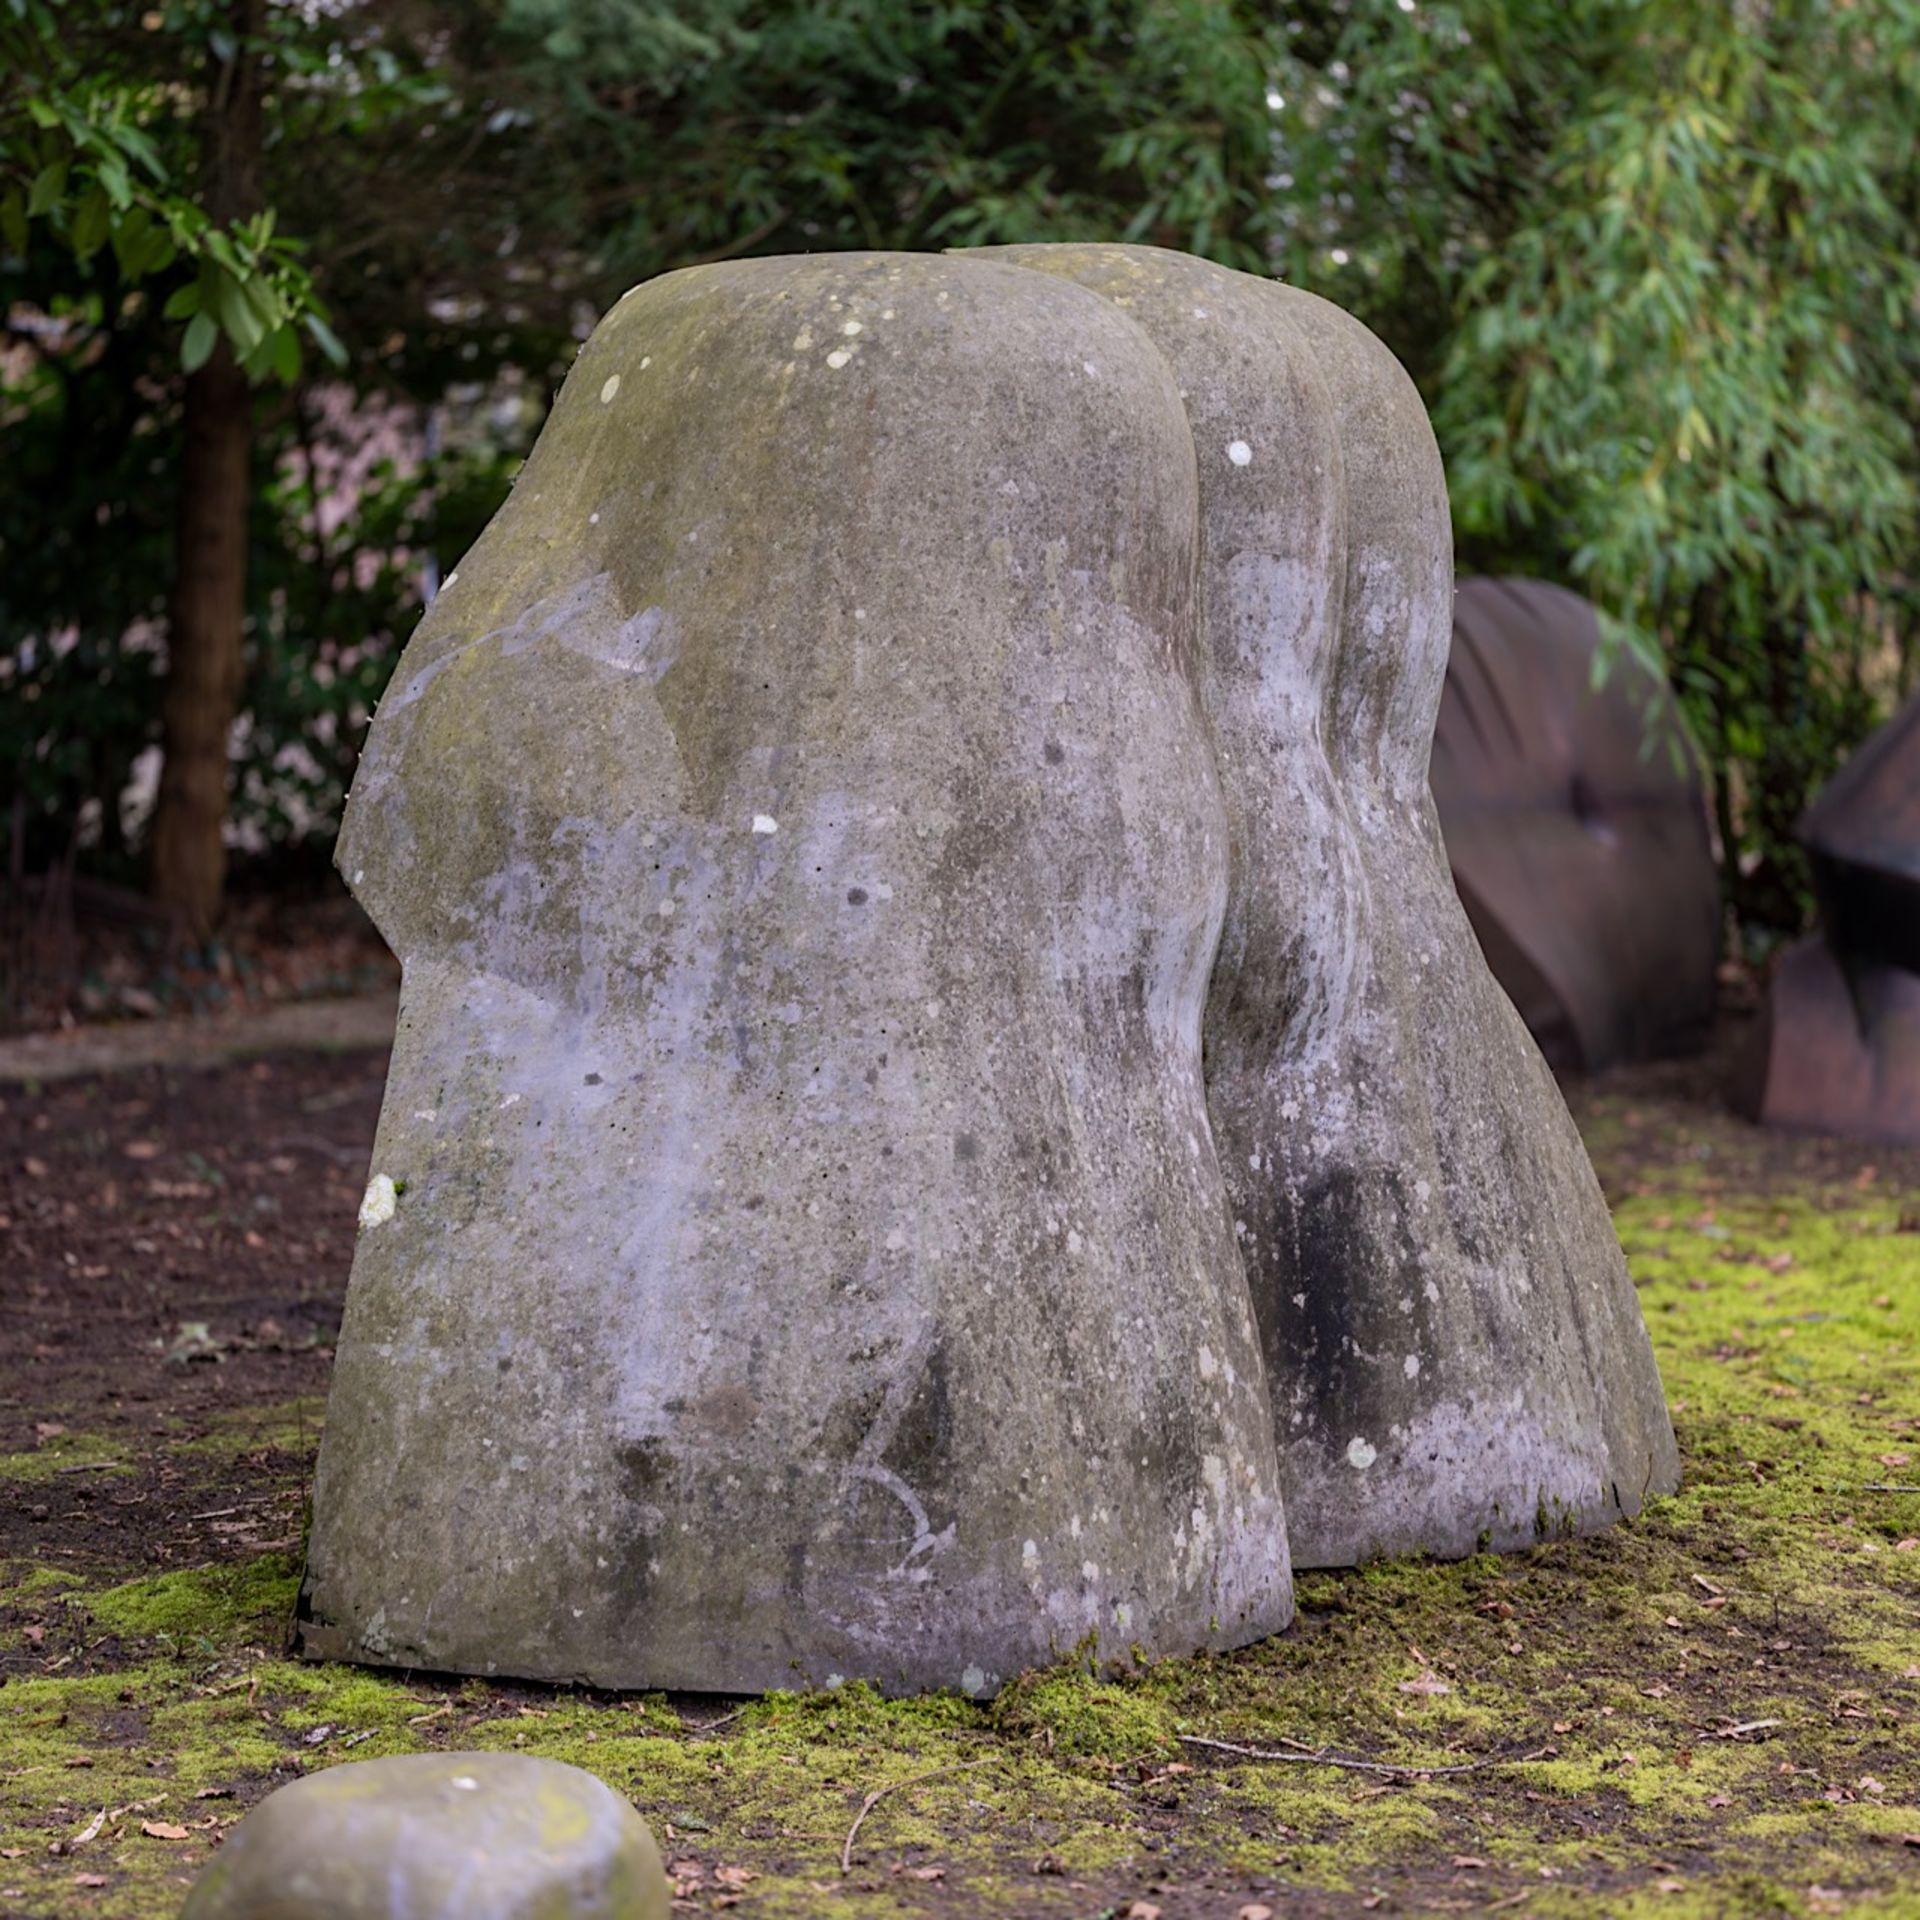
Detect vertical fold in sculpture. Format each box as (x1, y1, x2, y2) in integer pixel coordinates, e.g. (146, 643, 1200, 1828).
(298, 253, 1292, 1694)
(983, 245, 1679, 1566)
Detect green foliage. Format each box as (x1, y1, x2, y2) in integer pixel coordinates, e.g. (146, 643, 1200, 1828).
(492, 0, 1285, 275)
(0, 0, 360, 381)
(5, 0, 1918, 939)
(1271, 0, 1920, 929)
(0, 3, 516, 890)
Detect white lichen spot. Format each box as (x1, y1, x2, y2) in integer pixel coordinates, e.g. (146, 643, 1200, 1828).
(639, 355, 652, 369)
(358, 1173, 397, 1231)
(752, 814, 779, 835)
(657, 898, 676, 919)
(885, 1228, 908, 1252)
(588, 512, 600, 525)
(1292, 1291, 1307, 1310)
(854, 608, 868, 622)
(451, 1776, 479, 1792)
(792, 329, 814, 351)
(1198, 1344, 1218, 1381)
(1281, 1096, 1301, 1121)
(1227, 439, 1253, 466)
(1404, 1354, 1421, 1380)
(1347, 1436, 1378, 1470)
(825, 348, 852, 369)
(1424, 1278, 1441, 1303)
(1414, 1178, 1432, 1205)
(1081, 1561, 1100, 1583)
(1066, 1229, 1084, 1256)
(1069, 1514, 1082, 1539)
(841, 319, 863, 336)
(599, 374, 621, 404)
(1022, 1539, 1039, 1572)
(961, 1664, 988, 1696)
(1082, 360, 1099, 377)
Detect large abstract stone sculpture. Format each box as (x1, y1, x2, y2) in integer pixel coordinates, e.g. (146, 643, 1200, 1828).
(301, 244, 1677, 1694)
(979, 246, 1678, 1566)
(1742, 690, 1920, 1146)
(1433, 577, 1720, 1074)
(298, 253, 1292, 1695)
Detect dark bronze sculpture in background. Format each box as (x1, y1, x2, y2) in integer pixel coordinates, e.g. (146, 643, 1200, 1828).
(1430, 578, 1721, 1074)
(1744, 692, 1920, 1145)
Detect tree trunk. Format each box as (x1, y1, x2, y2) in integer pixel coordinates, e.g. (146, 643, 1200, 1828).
(150, 347, 251, 939)
(147, 0, 261, 941)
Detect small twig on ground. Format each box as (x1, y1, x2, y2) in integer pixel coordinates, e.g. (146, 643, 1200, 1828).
(1178, 1735, 1552, 1779)
(1707, 1718, 1784, 1740)
(687, 1705, 750, 1737)
(55, 1461, 125, 1474)
(841, 1757, 996, 1874)
(1856, 1484, 1920, 1493)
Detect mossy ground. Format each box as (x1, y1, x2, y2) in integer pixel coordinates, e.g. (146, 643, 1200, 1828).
(3, 1066, 1917, 1918)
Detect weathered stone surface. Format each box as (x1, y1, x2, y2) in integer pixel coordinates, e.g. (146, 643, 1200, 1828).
(299, 251, 1292, 1694)
(178, 1752, 666, 1919)
(980, 244, 1680, 1565)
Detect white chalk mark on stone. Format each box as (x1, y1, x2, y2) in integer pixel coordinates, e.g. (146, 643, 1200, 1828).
(752, 814, 779, 835)
(358, 1174, 397, 1231)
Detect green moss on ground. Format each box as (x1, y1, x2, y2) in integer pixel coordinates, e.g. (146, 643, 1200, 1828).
(0, 1430, 135, 1483)
(3, 1090, 1916, 1918)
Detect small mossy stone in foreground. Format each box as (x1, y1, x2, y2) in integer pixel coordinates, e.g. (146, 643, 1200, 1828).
(178, 1751, 667, 1920)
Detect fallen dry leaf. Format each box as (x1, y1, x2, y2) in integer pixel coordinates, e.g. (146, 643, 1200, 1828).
(122, 1139, 162, 1160)
(712, 1866, 756, 1890)
(1398, 1674, 1451, 1696)
(141, 1822, 191, 1841)
(72, 1875, 109, 1889)
(1451, 1854, 1489, 1869)
(1236, 1907, 1275, 1920)
(1126, 1904, 1164, 1920)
